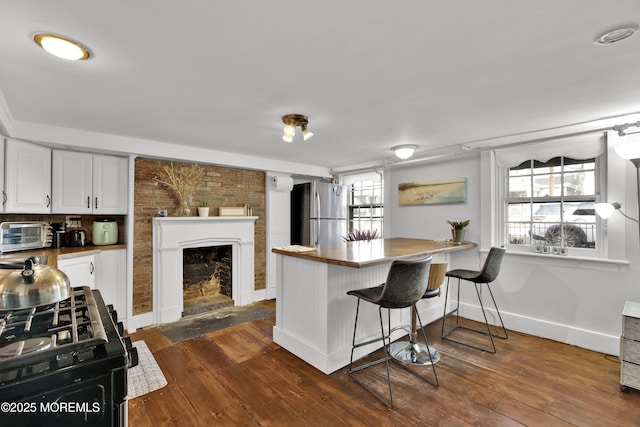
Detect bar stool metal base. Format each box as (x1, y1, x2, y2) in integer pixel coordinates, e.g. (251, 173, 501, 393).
(389, 341, 440, 365)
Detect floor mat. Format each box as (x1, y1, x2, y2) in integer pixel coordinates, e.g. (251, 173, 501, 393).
(158, 303, 275, 344)
(128, 340, 168, 399)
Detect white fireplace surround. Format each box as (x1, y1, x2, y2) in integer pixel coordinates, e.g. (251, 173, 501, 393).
(152, 216, 257, 325)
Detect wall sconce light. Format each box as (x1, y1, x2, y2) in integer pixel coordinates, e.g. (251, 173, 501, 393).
(34, 33, 91, 60)
(282, 114, 313, 143)
(595, 202, 639, 223)
(391, 144, 418, 160)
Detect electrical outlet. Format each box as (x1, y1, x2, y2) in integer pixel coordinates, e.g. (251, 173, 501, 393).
(65, 216, 82, 228)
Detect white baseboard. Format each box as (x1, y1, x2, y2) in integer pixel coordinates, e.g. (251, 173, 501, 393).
(126, 311, 155, 333)
(457, 302, 620, 356)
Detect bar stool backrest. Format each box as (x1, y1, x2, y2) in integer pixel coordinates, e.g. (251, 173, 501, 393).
(378, 256, 432, 309)
(426, 263, 448, 291)
(475, 247, 506, 283)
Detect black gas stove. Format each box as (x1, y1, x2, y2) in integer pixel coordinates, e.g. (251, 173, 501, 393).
(0, 286, 136, 426)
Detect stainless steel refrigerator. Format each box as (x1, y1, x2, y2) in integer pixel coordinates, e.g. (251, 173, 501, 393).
(291, 181, 348, 246)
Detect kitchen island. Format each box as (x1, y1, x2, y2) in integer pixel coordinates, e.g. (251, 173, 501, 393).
(272, 238, 476, 374)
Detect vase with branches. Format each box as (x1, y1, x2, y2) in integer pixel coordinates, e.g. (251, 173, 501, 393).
(154, 162, 205, 216)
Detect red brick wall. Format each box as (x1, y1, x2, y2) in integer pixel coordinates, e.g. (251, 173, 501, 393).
(133, 158, 266, 316)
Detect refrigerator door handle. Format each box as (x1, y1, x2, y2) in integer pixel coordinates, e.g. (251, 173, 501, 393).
(315, 189, 321, 219)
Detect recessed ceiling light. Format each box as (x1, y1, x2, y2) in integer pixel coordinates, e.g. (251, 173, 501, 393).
(34, 34, 91, 60)
(594, 26, 638, 45)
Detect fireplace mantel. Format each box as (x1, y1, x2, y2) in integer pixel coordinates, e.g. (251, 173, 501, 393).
(152, 216, 257, 325)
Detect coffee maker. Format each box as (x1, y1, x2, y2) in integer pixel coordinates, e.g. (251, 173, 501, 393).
(51, 222, 66, 248)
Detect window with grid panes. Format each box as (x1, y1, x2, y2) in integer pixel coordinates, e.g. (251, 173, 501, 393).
(344, 172, 384, 237)
(505, 156, 597, 250)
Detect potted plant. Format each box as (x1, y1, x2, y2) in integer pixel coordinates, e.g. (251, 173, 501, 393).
(198, 200, 210, 217)
(446, 219, 470, 243)
(342, 229, 379, 241)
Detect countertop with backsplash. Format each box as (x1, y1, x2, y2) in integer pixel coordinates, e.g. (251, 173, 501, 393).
(0, 244, 127, 268)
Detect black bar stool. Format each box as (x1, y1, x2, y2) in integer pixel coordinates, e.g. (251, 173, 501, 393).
(441, 247, 508, 353)
(347, 256, 438, 408)
(389, 262, 448, 365)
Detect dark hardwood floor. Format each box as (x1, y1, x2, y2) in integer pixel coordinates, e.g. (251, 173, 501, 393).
(127, 301, 640, 426)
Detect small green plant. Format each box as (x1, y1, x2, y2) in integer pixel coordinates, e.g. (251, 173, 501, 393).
(342, 229, 379, 241)
(199, 200, 209, 207)
(446, 220, 470, 229)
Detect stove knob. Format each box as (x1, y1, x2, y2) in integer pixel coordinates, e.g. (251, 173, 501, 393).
(123, 336, 133, 350)
(107, 305, 118, 323)
(127, 346, 139, 368)
(116, 321, 124, 336)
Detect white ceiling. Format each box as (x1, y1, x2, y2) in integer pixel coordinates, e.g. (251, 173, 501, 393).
(1, 1, 640, 173)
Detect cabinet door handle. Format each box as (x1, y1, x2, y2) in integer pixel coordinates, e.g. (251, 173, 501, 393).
(46, 195, 51, 207)
(95, 197, 98, 210)
(87, 197, 90, 209)
(90, 262, 94, 275)
(2, 191, 5, 206)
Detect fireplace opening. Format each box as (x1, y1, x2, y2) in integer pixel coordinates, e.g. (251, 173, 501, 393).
(182, 245, 232, 316)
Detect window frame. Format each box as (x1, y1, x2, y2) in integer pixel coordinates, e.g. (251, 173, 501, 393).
(343, 171, 384, 237)
(498, 155, 606, 259)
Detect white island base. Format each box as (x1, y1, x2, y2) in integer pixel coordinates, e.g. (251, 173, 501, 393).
(273, 254, 445, 374)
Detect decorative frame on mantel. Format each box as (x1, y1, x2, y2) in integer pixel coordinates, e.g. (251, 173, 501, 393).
(219, 206, 247, 216)
(398, 177, 466, 205)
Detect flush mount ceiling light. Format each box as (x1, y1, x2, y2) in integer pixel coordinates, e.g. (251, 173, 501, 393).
(391, 144, 418, 160)
(281, 114, 313, 143)
(34, 33, 91, 60)
(594, 25, 639, 45)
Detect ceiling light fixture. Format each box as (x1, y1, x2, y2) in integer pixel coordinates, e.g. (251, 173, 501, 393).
(34, 33, 91, 60)
(595, 25, 639, 45)
(392, 144, 418, 160)
(281, 114, 313, 143)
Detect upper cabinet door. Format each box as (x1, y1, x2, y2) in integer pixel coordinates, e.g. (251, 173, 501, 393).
(5, 139, 52, 213)
(93, 154, 128, 214)
(51, 150, 93, 214)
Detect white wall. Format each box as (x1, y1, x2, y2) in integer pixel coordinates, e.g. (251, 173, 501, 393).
(386, 152, 640, 356)
(386, 153, 481, 268)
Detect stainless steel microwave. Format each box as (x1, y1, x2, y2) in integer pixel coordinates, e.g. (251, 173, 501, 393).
(0, 222, 52, 253)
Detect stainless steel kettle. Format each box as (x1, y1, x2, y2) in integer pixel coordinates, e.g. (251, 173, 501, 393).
(0, 257, 71, 310)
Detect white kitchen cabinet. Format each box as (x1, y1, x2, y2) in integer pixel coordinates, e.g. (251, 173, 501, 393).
(92, 154, 128, 214)
(95, 249, 126, 318)
(51, 151, 93, 214)
(4, 138, 52, 213)
(58, 254, 96, 289)
(52, 150, 128, 214)
(621, 301, 640, 392)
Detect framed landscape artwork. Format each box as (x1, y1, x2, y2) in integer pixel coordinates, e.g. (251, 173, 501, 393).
(398, 177, 466, 205)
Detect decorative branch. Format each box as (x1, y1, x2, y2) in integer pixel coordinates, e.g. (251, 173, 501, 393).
(154, 162, 205, 204)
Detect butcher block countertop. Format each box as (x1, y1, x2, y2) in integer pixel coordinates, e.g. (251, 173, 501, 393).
(0, 244, 126, 268)
(272, 238, 476, 268)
